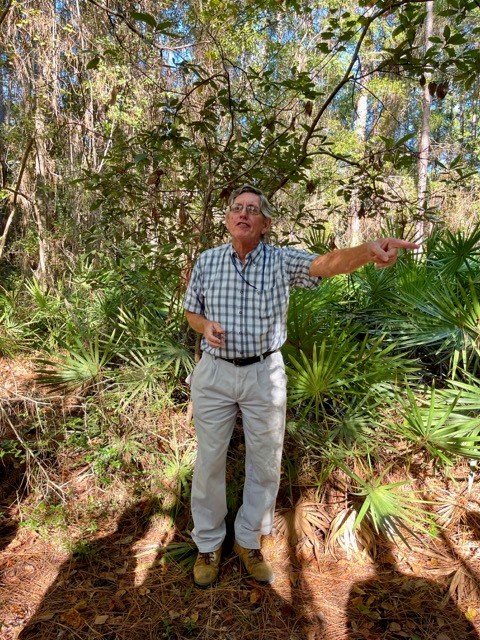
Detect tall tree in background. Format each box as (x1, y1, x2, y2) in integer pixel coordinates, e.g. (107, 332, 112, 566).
(0, 0, 480, 283)
(417, 0, 434, 243)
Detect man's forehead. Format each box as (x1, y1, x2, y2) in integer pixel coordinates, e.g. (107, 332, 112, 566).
(234, 192, 260, 201)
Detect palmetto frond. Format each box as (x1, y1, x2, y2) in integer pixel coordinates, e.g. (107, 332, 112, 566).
(440, 374, 480, 411)
(353, 479, 432, 545)
(274, 499, 330, 545)
(161, 542, 197, 570)
(0, 287, 36, 356)
(348, 262, 400, 315)
(115, 306, 194, 392)
(35, 331, 120, 392)
(389, 275, 480, 376)
(286, 324, 414, 421)
(388, 383, 480, 466)
(426, 223, 480, 278)
(284, 283, 345, 357)
(287, 337, 359, 420)
(326, 507, 377, 558)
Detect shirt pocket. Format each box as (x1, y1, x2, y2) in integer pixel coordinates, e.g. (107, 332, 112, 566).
(257, 277, 289, 320)
(204, 279, 225, 319)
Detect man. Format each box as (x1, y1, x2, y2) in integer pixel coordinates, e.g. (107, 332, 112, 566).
(183, 185, 418, 588)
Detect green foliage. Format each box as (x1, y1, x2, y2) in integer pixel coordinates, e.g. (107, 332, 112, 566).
(389, 273, 480, 377)
(0, 438, 25, 463)
(113, 306, 194, 405)
(426, 223, 480, 278)
(350, 473, 432, 545)
(286, 320, 414, 422)
(388, 383, 480, 466)
(156, 426, 195, 518)
(20, 503, 68, 537)
(3, 0, 480, 558)
(35, 332, 120, 393)
(162, 542, 197, 570)
(0, 287, 35, 356)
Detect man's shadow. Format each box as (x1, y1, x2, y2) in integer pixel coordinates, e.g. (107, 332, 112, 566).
(126, 421, 325, 640)
(16, 421, 325, 640)
(346, 532, 480, 640)
(18, 497, 159, 639)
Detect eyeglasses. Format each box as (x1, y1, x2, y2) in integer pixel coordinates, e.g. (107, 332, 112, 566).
(229, 203, 262, 216)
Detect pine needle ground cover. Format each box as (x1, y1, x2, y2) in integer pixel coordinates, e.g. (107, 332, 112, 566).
(1, 357, 480, 640)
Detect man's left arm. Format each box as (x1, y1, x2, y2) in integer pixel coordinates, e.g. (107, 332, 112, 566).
(308, 238, 419, 278)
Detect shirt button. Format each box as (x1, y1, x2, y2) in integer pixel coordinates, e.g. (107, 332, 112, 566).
(239, 311, 242, 315)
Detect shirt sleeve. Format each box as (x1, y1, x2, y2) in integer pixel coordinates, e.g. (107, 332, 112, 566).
(183, 257, 205, 314)
(283, 247, 322, 289)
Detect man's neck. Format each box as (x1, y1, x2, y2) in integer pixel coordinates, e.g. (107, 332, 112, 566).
(231, 239, 262, 263)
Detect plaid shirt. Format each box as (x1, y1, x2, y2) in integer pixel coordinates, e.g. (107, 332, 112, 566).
(183, 242, 321, 359)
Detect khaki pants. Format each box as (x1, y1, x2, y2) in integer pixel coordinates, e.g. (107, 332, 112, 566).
(190, 351, 287, 551)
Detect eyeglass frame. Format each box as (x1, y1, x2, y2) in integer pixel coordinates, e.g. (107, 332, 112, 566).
(228, 203, 264, 216)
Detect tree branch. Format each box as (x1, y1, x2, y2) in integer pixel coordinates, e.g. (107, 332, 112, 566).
(269, 0, 436, 198)
(0, 0, 13, 29)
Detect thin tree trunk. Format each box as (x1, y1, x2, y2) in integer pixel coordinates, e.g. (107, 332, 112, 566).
(33, 102, 50, 283)
(350, 87, 368, 245)
(0, 138, 34, 260)
(416, 0, 434, 243)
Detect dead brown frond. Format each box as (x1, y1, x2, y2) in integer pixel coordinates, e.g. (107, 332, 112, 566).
(448, 564, 480, 604)
(407, 542, 480, 604)
(274, 499, 329, 546)
(435, 487, 480, 530)
(325, 508, 376, 560)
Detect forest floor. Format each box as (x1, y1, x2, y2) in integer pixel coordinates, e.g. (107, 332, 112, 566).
(1, 357, 480, 640)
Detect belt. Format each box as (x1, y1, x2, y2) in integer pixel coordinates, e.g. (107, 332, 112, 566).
(218, 350, 277, 367)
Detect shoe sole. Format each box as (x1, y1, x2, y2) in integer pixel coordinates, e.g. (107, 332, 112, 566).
(194, 578, 217, 589)
(255, 575, 275, 585)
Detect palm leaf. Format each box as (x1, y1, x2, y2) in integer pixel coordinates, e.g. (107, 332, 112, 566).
(426, 223, 480, 278)
(333, 461, 434, 545)
(286, 324, 414, 421)
(274, 499, 330, 545)
(388, 383, 480, 465)
(35, 331, 120, 392)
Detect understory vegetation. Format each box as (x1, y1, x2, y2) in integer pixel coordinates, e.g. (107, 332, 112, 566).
(2, 0, 480, 636)
(2, 224, 480, 558)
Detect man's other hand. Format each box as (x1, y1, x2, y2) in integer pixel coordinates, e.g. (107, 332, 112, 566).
(205, 321, 225, 349)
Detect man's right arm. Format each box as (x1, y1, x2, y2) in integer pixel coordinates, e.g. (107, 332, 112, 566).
(185, 311, 225, 349)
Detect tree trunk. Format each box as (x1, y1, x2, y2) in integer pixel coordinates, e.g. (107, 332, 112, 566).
(350, 86, 368, 245)
(416, 0, 434, 243)
(349, 53, 370, 246)
(0, 138, 34, 260)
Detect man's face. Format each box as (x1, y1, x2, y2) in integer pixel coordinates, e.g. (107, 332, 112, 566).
(225, 192, 271, 247)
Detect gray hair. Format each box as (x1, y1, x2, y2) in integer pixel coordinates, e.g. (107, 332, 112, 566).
(228, 184, 273, 219)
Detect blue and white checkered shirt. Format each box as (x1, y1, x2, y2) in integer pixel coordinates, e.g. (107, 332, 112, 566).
(183, 242, 321, 359)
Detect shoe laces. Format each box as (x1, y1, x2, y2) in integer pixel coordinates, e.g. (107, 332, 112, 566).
(248, 549, 264, 562)
(199, 551, 217, 565)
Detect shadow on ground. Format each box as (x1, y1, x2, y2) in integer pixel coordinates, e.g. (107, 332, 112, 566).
(14, 495, 324, 640)
(346, 535, 480, 640)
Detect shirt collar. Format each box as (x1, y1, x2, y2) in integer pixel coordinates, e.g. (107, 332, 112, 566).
(229, 241, 264, 264)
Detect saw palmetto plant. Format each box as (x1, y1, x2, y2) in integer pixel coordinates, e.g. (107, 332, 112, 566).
(387, 383, 480, 467)
(285, 320, 414, 423)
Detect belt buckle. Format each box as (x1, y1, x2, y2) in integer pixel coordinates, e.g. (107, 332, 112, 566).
(232, 358, 241, 366)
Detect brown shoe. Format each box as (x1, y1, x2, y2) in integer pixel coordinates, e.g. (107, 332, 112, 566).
(193, 548, 222, 588)
(234, 542, 275, 584)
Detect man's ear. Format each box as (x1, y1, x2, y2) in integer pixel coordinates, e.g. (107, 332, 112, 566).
(261, 217, 272, 235)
